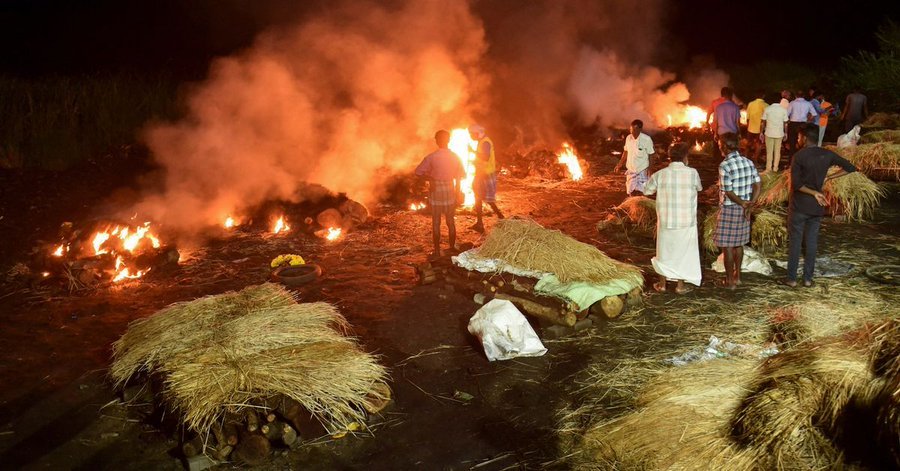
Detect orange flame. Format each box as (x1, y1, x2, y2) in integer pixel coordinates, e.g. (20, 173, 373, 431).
(112, 256, 146, 283)
(272, 216, 290, 234)
(52, 245, 65, 257)
(409, 202, 426, 211)
(694, 141, 703, 152)
(224, 217, 236, 228)
(557, 143, 583, 181)
(448, 129, 477, 207)
(325, 227, 342, 241)
(740, 109, 748, 125)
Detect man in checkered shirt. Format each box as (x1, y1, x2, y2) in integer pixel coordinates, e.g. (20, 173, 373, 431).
(642, 142, 703, 294)
(415, 130, 467, 259)
(714, 133, 761, 289)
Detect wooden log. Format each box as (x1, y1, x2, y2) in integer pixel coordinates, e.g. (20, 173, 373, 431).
(276, 396, 327, 439)
(245, 410, 260, 432)
(211, 424, 227, 448)
(222, 423, 240, 446)
(261, 420, 285, 441)
(182, 435, 205, 458)
(265, 412, 277, 423)
(591, 295, 625, 319)
(214, 444, 234, 461)
(281, 424, 299, 447)
(232, 432, 271, 466)
(624, 287, 642, 307)
(494, 293, 577, 327)
(363, 381, 392, 414)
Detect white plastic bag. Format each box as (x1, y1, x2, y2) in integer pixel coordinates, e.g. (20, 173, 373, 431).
(711, 246, 772, 275)
(467, 299, 547, 361)
(837, 125, 861, 148)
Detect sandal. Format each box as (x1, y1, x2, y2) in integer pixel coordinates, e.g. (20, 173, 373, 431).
(675, 285, 694, 295)
(653, 281, 667, 293)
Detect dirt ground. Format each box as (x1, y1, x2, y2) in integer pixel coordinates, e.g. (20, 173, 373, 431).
(0, 146, 898, 470)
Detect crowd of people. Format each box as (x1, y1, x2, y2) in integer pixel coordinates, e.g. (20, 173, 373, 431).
(415, 85, 864, 292)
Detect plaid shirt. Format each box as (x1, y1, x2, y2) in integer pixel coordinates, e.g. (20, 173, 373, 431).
(643, 162, 702, 229)
(719, 151, 760, 205)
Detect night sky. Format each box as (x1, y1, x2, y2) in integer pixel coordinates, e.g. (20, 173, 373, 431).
(0, 0, 898, 77)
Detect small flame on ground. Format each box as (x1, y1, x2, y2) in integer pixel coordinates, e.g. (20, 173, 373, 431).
(409, 202, 426, 211)
(667, 105, 708, 129)
(52, 245, 65, 257)
(557, 143, 583, 181)
(272, 216, 290, 234)
(740, 109, 748, 125)
(224, 217, 236, 229)
(325, 227, 342, 241)
(694, 141, 703, 152)
(42, 271, 50, 277)
(112, 256, 146, 282)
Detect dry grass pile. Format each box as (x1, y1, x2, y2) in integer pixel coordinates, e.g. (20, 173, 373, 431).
(823, 170, 886, 221)
(613, 196, 657, 231)
(110, 283, 388, 433)
(862, 112, 900, 129)
(859, 129, 900, 144)
(768, 290, 888, 347)
(476, 218, 643, 287)
(830, 143, 900, 181)
(758, 170, 790, 207)
(750, 209, 787, 254)
(701, 207, 719, 253)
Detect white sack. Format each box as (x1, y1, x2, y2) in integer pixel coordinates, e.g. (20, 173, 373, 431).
(467, 299, 547, 361)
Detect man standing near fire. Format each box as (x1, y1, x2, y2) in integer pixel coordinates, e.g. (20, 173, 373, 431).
(468, 124, 504, 233)
(415, 130, 467, 258)
(614, 119, 656, 195)
(714, 133, 760, 289)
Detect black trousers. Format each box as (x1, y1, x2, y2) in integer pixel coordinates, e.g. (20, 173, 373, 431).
(786, 121, 806, 154)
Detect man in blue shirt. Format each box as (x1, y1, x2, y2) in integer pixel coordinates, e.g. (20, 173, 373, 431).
(711, 88, 740, 159)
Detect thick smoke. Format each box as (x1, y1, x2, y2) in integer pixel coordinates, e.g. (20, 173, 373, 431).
(137, 0, 729, 234)
(137, 0, 487, 232)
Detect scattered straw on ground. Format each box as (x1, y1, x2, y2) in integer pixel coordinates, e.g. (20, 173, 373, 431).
(830, 143, 900, 181)
(111, 283, 388, 433)
(862, 112, 900, 129)
(475, 218, 643, 286)
(859, 129, 900, 145)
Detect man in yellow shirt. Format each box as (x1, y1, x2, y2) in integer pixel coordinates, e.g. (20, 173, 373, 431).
(746, 90, 767, 165)
(469, 124, 504, 233)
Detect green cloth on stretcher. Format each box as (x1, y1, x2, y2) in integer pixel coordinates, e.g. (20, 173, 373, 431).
(534, 275, 639, 311)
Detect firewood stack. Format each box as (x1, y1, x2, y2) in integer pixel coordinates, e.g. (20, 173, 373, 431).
(415, 257, 641, 326)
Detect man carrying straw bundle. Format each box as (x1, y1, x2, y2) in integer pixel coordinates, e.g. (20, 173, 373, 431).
(715, 133, 760, 289)
(780, 126, 856, 288)
(643, 142, 703, 293)
(416, 130, 467, 258)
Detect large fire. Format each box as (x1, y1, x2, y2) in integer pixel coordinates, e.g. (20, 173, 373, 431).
(448, 129, 477, 207)
(272, 216, 290, 234)
(666, 105, 708, 129)
(557, 143, 583, 181)
(325, 227, 342, 241)
(224, 216, 236, 229)
(409, 202, 426, 211)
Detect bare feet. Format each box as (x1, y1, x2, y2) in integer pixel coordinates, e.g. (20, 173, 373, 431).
(778, 278, 798, 288)
(653, 281, 667, 292)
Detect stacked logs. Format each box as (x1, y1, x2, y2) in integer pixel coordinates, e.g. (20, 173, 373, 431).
(316, 199, 369, 233)
(121, 380, 391, 466)
(416, 257, 640, 325)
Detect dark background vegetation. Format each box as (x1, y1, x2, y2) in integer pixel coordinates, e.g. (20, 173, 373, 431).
(0, 1, 897, 170)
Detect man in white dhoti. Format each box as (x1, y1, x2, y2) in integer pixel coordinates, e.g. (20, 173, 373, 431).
(642, 142, 703, 294)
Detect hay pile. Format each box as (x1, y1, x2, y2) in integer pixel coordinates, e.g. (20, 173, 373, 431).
(750, 209, 787, 255)
(701, 207, 719, 253)
(613, 196, 657, 231)
(862, 112, 900, 129)
(859, 129, 900, 144)
(476, 219, 643, 286)
(769, 291, 887, 347)
(824, 170, 886, 221)
(110, 283, 388, 433)
(830, 143, 900, 181)
(758, 170, 790, 207)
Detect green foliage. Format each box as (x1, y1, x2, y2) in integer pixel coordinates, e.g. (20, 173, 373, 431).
(0, 74, 180, 169)
(727, 61, 818, 103)
(835, 20, 900, 112)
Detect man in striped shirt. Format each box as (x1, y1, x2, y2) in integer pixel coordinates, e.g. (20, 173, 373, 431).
(415, 130, 466, 258)
(643, 142, 703, 294)
(714, 133, 761, 289)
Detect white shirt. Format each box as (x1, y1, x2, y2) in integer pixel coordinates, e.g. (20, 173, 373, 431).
(761, 103, 789, 138)
(624, 133, 654, 173)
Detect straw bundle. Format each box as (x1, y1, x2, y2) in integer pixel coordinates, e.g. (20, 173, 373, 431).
(750, 209, 787, 254)
(758, 170, 790, 207)
(862, 112, 900, 129)
(830, 143, 900, 181)
(573, 358, 763, 471)
(769, 291, 888, 348)
(111, 284, 388, 433)
(730, 342, 875, 468)
(859, 129, 900, 144)
(476, 219, 643, 286)
(701, 207, 719, 253)
(823, 170, 885, 221)
(614, 196, 657, 232)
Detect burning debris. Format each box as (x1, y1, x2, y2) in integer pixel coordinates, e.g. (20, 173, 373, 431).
(27, 220, 179, 290)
